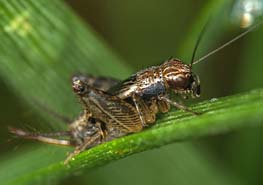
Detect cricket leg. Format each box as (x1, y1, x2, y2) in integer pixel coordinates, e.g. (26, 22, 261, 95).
(132, 94, 148, 127)
(132, 94, 158, 126)
(8, 127, 73, 146)
(64, 132, 102, 164)
(157, 100, 170, 113)
(158, 96, 200, 115)
(136, 97, 156, 124)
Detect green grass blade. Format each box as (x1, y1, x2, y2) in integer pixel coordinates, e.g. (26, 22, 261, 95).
(1, 88, 262, 185)
(0, 0, 131, 120)
(0, 0, 262, 185)
(0, 0, 131, 184)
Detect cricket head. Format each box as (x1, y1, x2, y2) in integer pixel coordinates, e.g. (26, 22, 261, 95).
(72, 76, 89, 95)
(162, 59, 200, 98)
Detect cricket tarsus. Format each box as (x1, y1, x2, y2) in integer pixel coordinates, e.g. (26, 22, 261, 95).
(159, 97, 199, 115)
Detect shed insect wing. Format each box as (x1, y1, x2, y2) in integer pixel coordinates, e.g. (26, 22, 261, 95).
(72, 77, 143, 136)
(86, 90, 143, 134)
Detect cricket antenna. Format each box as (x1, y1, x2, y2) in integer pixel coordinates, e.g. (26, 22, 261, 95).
(190, 19, 210, 69)
(193, 19, 263, 65)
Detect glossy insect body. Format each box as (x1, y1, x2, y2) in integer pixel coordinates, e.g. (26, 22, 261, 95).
(108, 58, 201, 126)
(113, 59, 200, 99)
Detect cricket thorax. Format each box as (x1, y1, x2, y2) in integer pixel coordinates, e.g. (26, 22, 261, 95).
(161, 59, 201, 98)
(113, 65, 166, 99)
(136, 66, 165, 98)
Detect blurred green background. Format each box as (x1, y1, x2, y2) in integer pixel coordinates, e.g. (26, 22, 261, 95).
(0, 0, 262, 185)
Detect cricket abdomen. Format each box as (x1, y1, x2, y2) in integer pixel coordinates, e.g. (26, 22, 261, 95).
(140, 81, 165, 100)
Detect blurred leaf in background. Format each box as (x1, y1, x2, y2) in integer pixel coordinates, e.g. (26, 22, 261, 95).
(0, 0, 130, 184)
(0, 0, 262, 185)
(67, 1, 263, 185)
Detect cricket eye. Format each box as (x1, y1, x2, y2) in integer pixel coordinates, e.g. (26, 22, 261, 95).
(168, 76, 188, 89)
(72, 77, 87, 94)
(78, 85, 86, 93)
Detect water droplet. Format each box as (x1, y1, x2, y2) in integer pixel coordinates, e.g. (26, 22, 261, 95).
(230, 0, 263, 28)
(4, 11, 32, 37)
(106, 150, 113, 155)
(129, 139, 135, 144)
(210, 98, 218, 102)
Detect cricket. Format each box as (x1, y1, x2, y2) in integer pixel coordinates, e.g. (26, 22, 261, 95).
(9, 19, 263, 164)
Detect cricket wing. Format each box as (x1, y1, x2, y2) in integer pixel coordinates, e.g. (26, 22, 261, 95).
(88, 91, 143, 133)
(108, 74, 137, 96)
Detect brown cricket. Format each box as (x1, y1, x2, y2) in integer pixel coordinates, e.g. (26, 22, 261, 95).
(9, 20, 263, 163)
(108, 58, 201, 125)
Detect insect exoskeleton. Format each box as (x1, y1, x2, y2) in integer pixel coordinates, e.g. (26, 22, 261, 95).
(71, 76, 143, 136)
(109, 58, 201, 127)
(9, 18, 263, 164)
(161, 59, 200, 98)
(113, 59, 200, 100)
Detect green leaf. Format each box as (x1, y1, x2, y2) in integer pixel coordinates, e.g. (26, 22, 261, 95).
(0, 0, 131, 184)
(1, 89, 263, 185)
(0, 0, 262, 185)
(0, 0, 131, 122)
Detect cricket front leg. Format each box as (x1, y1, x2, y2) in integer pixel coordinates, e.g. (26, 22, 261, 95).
(158, 96, 200, 115)
(8, 127, 73, 146)
(132, 94, 148, 127)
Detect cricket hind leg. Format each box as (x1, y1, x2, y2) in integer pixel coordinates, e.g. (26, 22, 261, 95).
(8, 127, 74, 146)
(158, 96, 200, 115)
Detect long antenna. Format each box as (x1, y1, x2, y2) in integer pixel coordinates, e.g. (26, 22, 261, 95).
(193, 19, 263, 65)
(190, 19, 210, 68)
